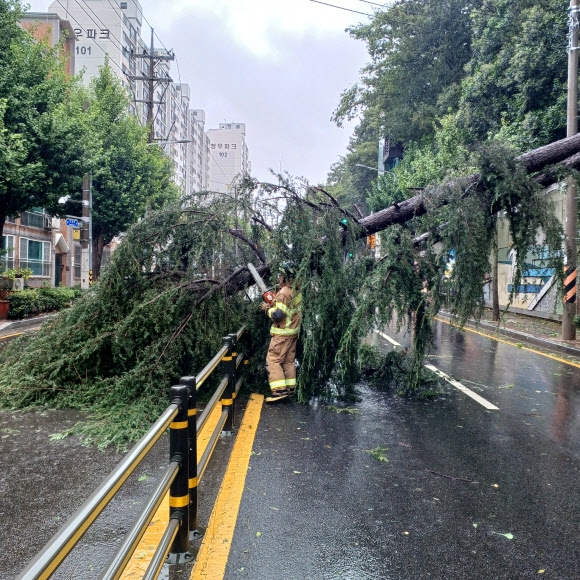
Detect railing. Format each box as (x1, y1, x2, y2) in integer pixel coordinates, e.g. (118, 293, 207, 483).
(17, 326, 248, 580)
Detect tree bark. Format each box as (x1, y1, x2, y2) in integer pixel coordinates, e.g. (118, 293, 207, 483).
(492, 220, 500, 322)
(92, 230, 105, 280)
(357, 137, 580, 239)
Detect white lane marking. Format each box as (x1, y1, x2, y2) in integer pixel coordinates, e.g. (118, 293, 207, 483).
(424, 364, 499, 410)
(374, 329, 402, 348)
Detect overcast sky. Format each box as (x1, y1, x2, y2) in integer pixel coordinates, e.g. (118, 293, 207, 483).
(26, 0, 376, 184)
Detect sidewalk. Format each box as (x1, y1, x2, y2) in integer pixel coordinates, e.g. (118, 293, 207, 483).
(439, 308, 580, 359)
(0, 313, 56, 336)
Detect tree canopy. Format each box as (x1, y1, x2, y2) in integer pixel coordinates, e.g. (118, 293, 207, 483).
(0, 0, 87, 240)
(81, 63, 179, 277)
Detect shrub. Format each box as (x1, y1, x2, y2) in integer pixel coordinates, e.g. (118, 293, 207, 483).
(8, 286, 82, 319)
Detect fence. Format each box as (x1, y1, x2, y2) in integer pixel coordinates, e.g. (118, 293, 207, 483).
(17, 326, 248, 580)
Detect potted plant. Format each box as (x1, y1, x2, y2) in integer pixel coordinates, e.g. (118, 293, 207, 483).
(19, 268, 33, 289)
(0, 288, 10, 320)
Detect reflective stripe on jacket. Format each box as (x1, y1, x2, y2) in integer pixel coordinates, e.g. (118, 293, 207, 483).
(267, 285, 301, 337)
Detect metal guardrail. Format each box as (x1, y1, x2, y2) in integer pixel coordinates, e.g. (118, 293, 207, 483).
(17, 326, 248, 580)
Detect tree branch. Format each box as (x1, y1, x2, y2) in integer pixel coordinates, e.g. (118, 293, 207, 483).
(228, 228, 267, 263)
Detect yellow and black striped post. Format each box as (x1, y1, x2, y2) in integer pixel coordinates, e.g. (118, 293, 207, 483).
(221, 336, 234, 435)
(564, 265, 577, 305)
(179, 375, 200, 540)
(228, 332, 238, 428)
(168, 385, 190, 558)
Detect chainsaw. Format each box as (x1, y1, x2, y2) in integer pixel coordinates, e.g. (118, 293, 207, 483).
(247, 263, 277, 306)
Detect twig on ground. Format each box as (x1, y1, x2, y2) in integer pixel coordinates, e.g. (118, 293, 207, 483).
(427, 469, 479, 484)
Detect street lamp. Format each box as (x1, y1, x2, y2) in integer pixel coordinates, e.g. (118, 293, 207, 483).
(355, 163, 380, 173)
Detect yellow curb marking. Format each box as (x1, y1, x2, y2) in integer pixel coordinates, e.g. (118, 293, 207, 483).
(0, 332, 24, 341)
(190, 393, 264, 580)
(435, 317, 580, 370)
(120, 402, 224, 579)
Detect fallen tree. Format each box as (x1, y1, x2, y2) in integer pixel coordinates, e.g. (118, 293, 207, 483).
(0, 139, 575, 447)
(358, 132, 580, 236)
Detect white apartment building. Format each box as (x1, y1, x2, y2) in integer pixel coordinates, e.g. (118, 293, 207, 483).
(188, 110, 212, 194)
(48, 0, 195, 194)
(206, 123, 251, 194)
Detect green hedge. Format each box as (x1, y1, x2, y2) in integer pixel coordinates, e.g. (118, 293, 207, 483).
(8, 287, 83, 319)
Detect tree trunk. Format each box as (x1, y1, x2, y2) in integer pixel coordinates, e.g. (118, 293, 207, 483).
(357, 134, 580, 239)
(92, 230, 105, 280)
(492, 221, 500, 322)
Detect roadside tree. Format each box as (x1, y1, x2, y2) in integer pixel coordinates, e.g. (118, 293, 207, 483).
(0, 0, 87, 241)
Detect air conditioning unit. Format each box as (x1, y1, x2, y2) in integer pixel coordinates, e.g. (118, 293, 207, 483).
(44, 216, 60, 230)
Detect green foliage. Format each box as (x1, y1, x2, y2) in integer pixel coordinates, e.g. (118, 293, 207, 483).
(367, 115, 474, 212)
(457, 0, 568, 147)
(56, 63, 180, 278)
(8, 286, 82, 319)
(334, 0, 481, 143)
(1, 268, 16, 280)
(0, 195, 266, 448)
(0, 0, 88, 237)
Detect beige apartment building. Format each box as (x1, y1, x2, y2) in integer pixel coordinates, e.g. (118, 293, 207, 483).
(206, 123, 251, 194)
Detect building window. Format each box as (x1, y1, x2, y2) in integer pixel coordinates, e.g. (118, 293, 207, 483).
(120, 1, 128, 8)
(1, 235, 15, 272)
(20, 238, 51, 277)
(19, 209, 46, 229)
(74, 245, 81, 278)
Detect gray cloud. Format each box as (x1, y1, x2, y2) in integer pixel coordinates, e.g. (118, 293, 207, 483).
(157, 11, 367, 184)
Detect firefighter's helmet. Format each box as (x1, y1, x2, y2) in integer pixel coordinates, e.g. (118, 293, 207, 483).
(278, 261, 297, 280)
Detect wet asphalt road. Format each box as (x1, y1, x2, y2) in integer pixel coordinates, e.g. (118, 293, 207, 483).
(224, 321, 580, 580)
(0, 407, 237, 580)
(1, 320, 580, 579)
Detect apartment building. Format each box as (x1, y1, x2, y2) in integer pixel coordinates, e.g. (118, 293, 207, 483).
(206, 123, 251, 194)
(188, 110, 212, 194)
(48, 0, 195, 193)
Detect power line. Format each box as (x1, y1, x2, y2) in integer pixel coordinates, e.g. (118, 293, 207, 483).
(307, 0, 373, 16)
(355, 0, 388, 7)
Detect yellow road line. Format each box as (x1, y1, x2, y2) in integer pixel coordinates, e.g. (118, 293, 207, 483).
(435, 316, 580, 370)
(190, 393, 264, 580)
(120, 402, 225, 579)
(0, 332, 24, 341)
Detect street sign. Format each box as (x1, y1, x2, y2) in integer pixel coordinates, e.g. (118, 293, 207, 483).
(66, 218, 80, 227)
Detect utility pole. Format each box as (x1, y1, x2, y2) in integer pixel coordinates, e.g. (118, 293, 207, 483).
(81, 173, 92, 290)
(563, 0, 579, 340)
(129, 27, 174, 143)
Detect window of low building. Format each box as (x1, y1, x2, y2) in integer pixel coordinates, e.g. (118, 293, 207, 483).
(1, 234, 15, 271)
(20, 237, 51, 277)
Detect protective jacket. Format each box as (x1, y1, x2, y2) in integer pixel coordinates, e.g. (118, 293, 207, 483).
(267, 285, 301, 336)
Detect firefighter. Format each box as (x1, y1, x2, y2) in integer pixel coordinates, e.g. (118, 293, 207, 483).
(260, 262, 302, 399)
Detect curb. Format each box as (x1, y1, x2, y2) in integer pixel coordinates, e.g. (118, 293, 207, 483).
(0, 314, 57, 333)
(437, 312, 580, 359)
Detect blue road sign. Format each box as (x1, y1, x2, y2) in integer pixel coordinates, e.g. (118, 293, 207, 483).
(66, 218, 80, 228)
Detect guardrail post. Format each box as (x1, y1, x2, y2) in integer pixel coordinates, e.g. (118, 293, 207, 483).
(168, 385, 190, 563)
(228, 332, 238, 428)
(221, 335, 234, 436)
(179, 375, 201, 540)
